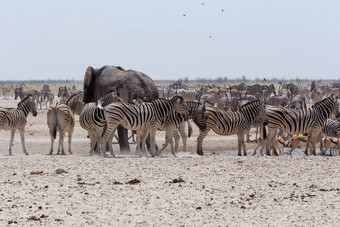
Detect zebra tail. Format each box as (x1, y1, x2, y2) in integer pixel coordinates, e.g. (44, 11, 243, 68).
(262, 124, 267, 140)
(47, 107, 57, 139)
(188, 121, 193, 138)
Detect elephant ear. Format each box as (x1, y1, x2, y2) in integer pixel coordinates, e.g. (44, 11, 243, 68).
(84, 66, 94, 88)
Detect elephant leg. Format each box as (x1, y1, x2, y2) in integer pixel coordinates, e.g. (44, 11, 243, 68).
(117, 126, 130, 153)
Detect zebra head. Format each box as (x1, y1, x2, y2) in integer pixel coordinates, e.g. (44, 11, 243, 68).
(171, 96, 190, 116)
(18, 95, 37, 117)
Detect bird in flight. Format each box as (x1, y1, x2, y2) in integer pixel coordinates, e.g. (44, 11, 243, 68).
(201, 2, 204, 5)
(221, 9, 224, 12)
(209, 35, 212, 38)
(183, 14, 186, 17)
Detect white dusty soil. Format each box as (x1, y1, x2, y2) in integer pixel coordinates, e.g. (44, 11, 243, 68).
(1, 97, 340, 226)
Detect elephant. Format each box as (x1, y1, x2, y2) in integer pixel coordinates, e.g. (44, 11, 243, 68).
(83, 65, 159, 153)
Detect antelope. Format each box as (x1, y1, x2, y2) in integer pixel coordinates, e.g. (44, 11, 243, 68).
(322, 136, 339, 156)
(288, 132, 323, 156)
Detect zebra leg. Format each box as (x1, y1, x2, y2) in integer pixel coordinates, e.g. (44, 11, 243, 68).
(304, 135, 311, 156)
(19, 128, 29, 155)
(88, 131, 96, 155)
(310, 131, 320, 156)
(197, 128, 211, 156)
(173, 129, 181, 153)
(178, 123, 187, 152)
(140, 129, 150, 157)
(58, 131, 65, 155)
(246, 129, 251, 142)
(166, 128, 176, 157)
(9, 129, 15, 155)
(237, 133, 247, 156)
(252, 143, 261, 156)
(49, 134, 55, 155)
(101, 125, 118, 157)
(68, 129, 73, 154)
(149, 127, 157, 157)
(157, 133, 169, 156)
(266, 128, 277, 156)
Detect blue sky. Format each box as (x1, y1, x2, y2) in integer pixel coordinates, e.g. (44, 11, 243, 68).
(1, 0, 340, 81)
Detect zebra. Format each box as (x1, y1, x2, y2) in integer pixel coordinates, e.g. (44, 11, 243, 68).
(196, 100, 267, 156)
(0, 95, 37, 155)
(15, 87, 42, 109)
(41, 85, 54, 109)
(155, 101, 206, 156)
(79, 90, 122, 155)
(177, 89, 201, 102)
(58, 86, 71, 103)
(264, 94, 338, 156)
(100, 96, 190, 157)
(46, 93, 83, 155)
(41, 92, 54, 109)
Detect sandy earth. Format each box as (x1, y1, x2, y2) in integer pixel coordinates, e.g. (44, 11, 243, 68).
(1, 97, 340, 226)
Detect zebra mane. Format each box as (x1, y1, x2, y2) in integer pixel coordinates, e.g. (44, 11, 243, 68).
(239, 100, 261, 114)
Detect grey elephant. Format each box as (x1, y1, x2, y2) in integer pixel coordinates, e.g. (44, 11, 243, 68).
(83, 65, 159, 153)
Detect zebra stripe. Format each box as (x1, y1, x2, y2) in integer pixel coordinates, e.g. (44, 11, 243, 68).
(0, 95, 37, 155)
(265, 94, 337, 156)
(101, 96, 190, 157)
(79, 90, 122, 155)
(197, 100, 267, 156)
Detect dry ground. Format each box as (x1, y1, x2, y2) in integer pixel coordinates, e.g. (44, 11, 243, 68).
(1, 94, 340, 226)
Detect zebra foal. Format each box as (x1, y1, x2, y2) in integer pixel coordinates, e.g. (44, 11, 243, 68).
(265, 94, 338, 156)
(196, 100, 267, 156)
(0, 95, 37, 155)
(101, 96, 190, 157)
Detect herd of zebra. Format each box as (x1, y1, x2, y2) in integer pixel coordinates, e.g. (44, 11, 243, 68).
(0, 82, 339, 157)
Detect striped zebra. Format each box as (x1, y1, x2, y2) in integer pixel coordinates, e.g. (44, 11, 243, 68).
(0, 95, 37, 155)
(156, 101, 206, 156)
(46, 93, 83, 155)
(80, 90, 122, 155)
(197, 100, 267, 156)
(264, 94, 338, 156)
(101, 96, 190, 157)
(15, 87, 42, 109)
(177, 89, 201, 102)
